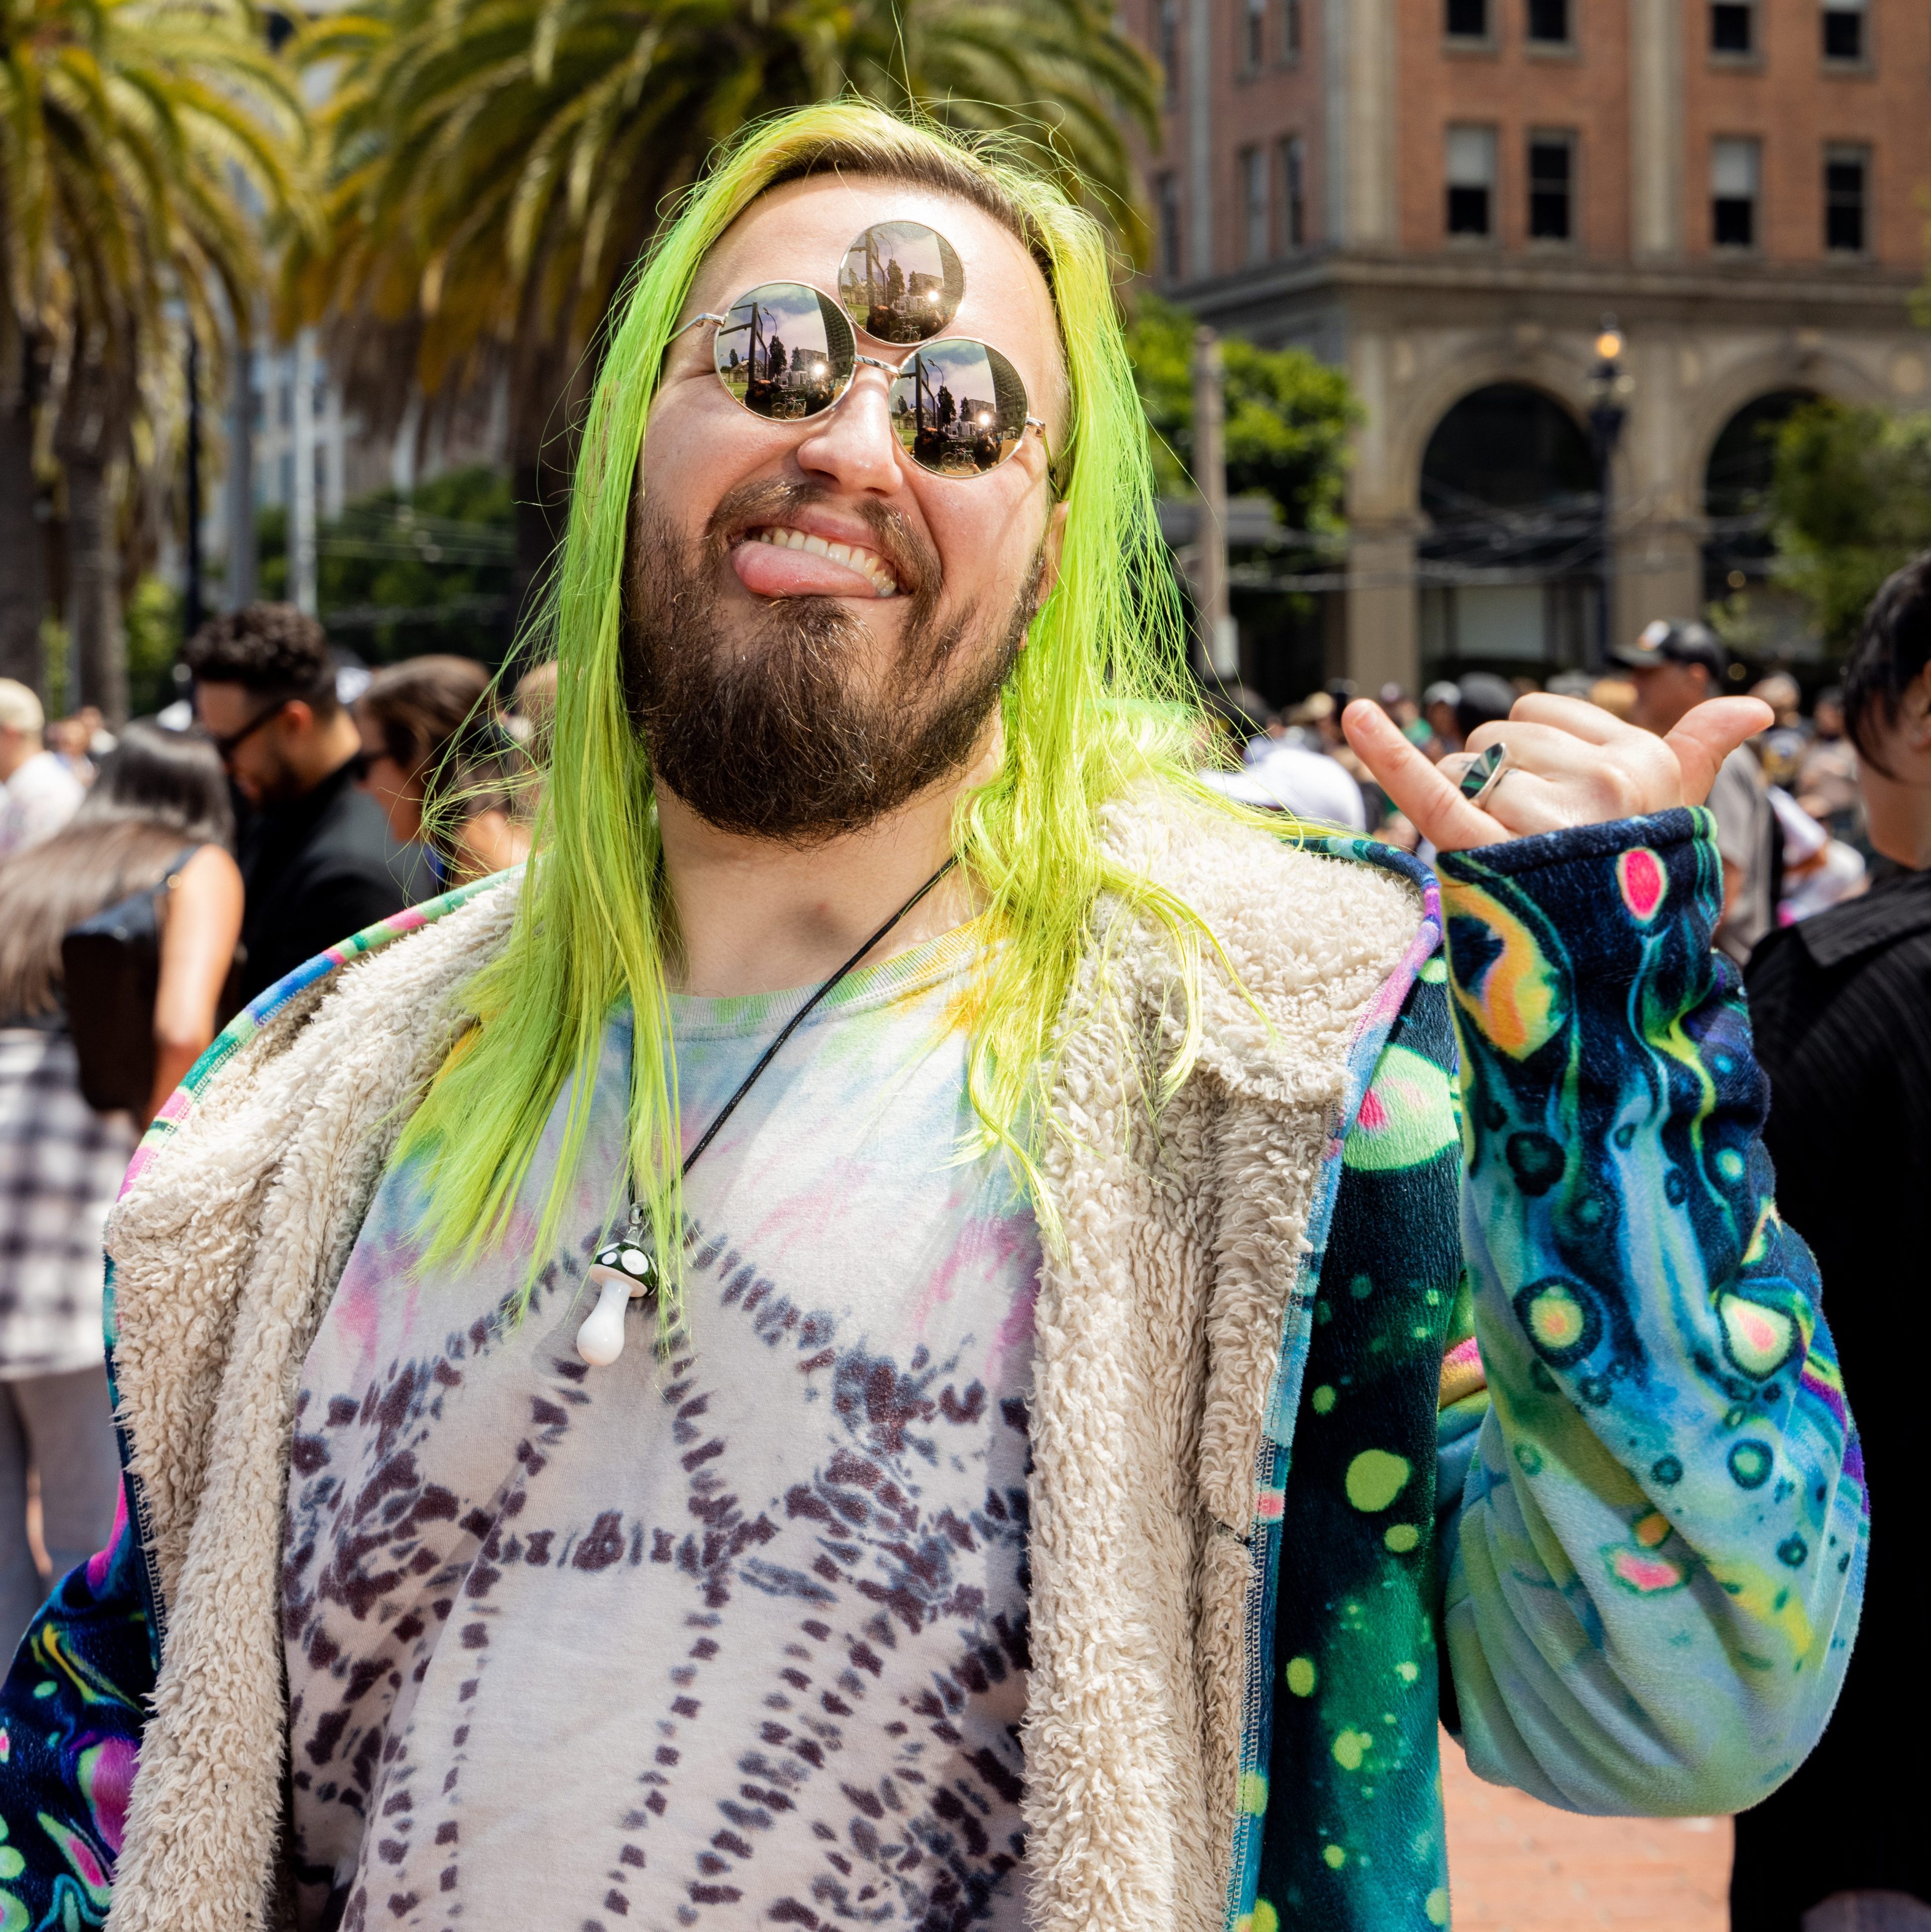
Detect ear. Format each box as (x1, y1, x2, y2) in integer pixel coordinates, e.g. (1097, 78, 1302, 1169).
(1903, 664, 1931, 754)
(280, 699, 316, 737)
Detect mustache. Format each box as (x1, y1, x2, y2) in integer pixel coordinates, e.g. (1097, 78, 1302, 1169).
(703, 478, 941, 600)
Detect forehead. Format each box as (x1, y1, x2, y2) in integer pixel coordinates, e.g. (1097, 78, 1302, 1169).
(689, 176, 1061, 389)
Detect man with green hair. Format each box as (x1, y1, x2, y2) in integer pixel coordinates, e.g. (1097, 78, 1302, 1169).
(0, 105, 1862, 1932)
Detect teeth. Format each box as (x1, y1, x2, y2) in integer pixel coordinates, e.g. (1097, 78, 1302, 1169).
(746, 526, 898, 597)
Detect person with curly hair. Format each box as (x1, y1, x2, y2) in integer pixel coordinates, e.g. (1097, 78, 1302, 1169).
(183, 604, 417, 1004)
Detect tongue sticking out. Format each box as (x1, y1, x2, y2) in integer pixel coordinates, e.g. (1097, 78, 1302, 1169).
(732, 537, 894, 600)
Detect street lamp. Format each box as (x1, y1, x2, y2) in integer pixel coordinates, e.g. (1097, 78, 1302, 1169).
(1587, 316, 1632, 669)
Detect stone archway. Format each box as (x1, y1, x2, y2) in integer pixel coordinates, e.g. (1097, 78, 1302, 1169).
(1702, 389, 1820, 657)
(1416, 383, 1599, 674)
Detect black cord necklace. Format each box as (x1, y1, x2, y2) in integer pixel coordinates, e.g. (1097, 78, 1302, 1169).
(576, 854, 960, 1365)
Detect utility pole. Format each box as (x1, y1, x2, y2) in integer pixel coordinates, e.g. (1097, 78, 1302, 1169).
(1192, 325, 1236, 680)
(184, 328, 204, 640)
(226, 321, 256, 610)
(292, 329, 318, 616)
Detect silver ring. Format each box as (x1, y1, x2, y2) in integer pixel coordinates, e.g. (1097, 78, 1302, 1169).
(1457, 742, 1512, 812)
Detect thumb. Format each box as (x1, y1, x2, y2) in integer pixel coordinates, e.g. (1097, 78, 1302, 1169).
(1664, 697, 1775, 806)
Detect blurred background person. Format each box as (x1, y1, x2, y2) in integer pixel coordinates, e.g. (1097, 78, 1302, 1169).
(1421, 680, 1462, 758)
(0, 683, 84, 860)
(1798, 684, 1863, 847)
(0, 722, 241, 1651)
(1769, 787, 1866, 926)
(354, 656, 533, 890)
(1752, 672, 1811, 791)
(1736, 551, 1931, 1932)
(1588, 674, 1637, 724)
(509, 660, 559, 767)
(1615, 619, 1774, 964)
(185, 603, 417, 1006)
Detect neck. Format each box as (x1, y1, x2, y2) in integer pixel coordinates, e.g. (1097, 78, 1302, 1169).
(287, 711, 364, 795)
(656, 732, 995, 998)
(1862, 764, 1931, 870)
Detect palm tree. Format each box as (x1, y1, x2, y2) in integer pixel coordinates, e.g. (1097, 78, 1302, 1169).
(0, 0, 308, 713)
(288, 0, 1157, 601)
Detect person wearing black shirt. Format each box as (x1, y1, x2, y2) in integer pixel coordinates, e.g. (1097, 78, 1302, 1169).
(184, 605, 418, 1008)
(1736, 554, 1931, 1932)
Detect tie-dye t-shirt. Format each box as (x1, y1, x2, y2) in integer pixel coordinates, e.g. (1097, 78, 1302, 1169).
(281, 924, 1041, 1932)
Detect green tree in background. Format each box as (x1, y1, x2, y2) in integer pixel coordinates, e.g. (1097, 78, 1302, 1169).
(1123, 290, 1357, 533)
(1765, 399, 1931, 652)
(258, 466, 517, 663)
(0, 0, 309, 716)
(286, 0, 1158, 596)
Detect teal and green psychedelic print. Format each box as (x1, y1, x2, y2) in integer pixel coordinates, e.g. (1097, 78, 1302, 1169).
(1234, 808, 1866, 1932)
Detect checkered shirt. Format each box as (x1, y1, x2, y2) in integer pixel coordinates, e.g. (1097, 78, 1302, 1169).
(0, 1028, 135, 1380)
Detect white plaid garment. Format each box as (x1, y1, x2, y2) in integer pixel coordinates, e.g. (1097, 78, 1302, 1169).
(0, 1028, 136, 1380)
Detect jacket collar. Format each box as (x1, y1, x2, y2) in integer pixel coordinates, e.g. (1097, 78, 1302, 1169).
(1797, 864, 1931, 969)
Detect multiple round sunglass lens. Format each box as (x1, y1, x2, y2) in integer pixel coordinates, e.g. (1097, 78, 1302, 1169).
(697, 222, 1038, 479)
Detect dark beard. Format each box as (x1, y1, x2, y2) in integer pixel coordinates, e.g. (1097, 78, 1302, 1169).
(621, 479, 1037, 844)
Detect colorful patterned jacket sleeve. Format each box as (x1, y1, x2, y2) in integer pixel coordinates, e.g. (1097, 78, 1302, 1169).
(0, 1476, 153, 1926)
(1436, 807, 1866, 1815)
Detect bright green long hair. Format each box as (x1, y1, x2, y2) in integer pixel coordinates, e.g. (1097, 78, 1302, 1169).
(399, 100, 1238, 1314)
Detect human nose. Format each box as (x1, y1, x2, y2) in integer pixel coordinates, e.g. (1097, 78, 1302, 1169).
(791, 366, 904, 496)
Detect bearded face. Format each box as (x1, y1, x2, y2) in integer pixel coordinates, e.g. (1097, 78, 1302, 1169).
(622, 478, 1040, 844)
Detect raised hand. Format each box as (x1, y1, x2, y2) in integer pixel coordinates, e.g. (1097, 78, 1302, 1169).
(1341, 693, 1774, 854)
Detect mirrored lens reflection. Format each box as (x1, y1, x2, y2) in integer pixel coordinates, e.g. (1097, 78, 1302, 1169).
(889, 342, 1030, 477)
(837, 223, 965, 345)
(714, 282, 853, 420)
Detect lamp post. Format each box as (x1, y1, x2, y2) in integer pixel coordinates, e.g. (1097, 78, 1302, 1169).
(1587, 316, 1631, 669)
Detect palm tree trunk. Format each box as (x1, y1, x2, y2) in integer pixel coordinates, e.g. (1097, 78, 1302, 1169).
(64, 455, 125, 725)
(0, 317, 46, 695)
(56, 344, 129, 727)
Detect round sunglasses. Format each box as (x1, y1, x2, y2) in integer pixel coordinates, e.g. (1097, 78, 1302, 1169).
(669, 222, 1052, 485)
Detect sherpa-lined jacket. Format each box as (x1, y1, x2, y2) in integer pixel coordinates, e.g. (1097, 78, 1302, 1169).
(0, 796, 1866, 1932)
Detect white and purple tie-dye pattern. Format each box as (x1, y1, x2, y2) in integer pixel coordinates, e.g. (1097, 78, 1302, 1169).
(282, 925, 1040, 1932)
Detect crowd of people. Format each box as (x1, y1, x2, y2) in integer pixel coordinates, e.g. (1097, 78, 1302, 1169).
(1204, 618, 1876, 957)
(0, 605, 544, 1651)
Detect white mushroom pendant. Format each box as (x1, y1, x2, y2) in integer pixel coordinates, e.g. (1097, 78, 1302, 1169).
(575, 1211, 658, 1366)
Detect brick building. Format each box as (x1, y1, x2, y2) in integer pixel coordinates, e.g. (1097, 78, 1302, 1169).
(1139, 0, 1931, 695)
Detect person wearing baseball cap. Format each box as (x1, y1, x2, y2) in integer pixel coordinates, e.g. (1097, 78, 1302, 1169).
(1615, 618, 1774, 962)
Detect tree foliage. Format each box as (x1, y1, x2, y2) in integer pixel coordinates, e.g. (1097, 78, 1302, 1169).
(284, 0, 1160, 579)
(0, 0, 309, 707)
(259, 464, 517, 663)
(1767, 398, 1931, 652)
(1122, 290, 1356, 532)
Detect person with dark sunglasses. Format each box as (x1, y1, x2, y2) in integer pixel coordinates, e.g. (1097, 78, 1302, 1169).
(184, 604, 418, 1005)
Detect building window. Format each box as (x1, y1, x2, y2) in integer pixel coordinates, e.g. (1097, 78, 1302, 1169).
(1710, 1, 1753, 53)
(1529, 133, 1574, 240)
(1241, 146, 1270, 263)
(1712, 136, 1760, 247)
(1446, 124, 1497, 236)
(1446, 0, 1487, 38)
(1280, 0, 1301, 59)
(1825, 144, 1869, 252)
(1527, 0, 1569, 41)
(1158, 0, 1180, 108)
(1240, 0, 1264, 72)
(1157, 172, 1182, 283)
(1282, 134, 1307, 247)
(1822, 0, 1864, 60)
